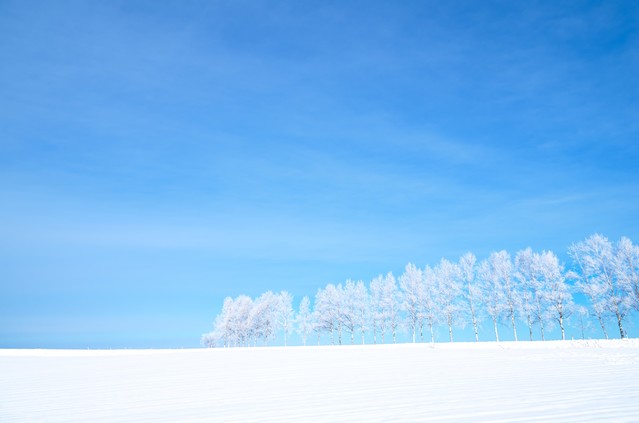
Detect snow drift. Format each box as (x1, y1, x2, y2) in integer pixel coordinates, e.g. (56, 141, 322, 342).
(2, 340, 639, 422)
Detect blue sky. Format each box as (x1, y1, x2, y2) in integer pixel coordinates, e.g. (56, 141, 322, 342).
(1, 0, 638, 347)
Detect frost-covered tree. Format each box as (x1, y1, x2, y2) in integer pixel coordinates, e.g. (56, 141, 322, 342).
(580, 280, 610, 339)
(210, 295, 253, 347)
(421, 265, 439, 343)
(575, 305, 590, 340)
(515, 248, 554, 341)
(436, 258, 464, 342)
(614, 237, 639, 312)
(485, 251, 519, 341)
(538, 251, 574, 340)
(399, 263, 423, 343)
(314, 285, 339, 345)
(250, 291, 279, 345)
(383, 272, 401, 343)
(500, 251, 519, 341)
(352, 280, 370, 344)
(332, 284, 345, 345)
(459, 252, 481, 342)
(296, 296, 313, 346)
(515, 248, 536, 341)
(369, 275, 386, 344)
(276, 291, 294, 346)
(570, 234, 628, 339)
(478, 259, 504, 342)
(341, 281, 359, 344)
(311, 307, 324, 346)
(216, 297, 235, 347)
(200, 331, 219, 348)
(233, 295, 254, 346)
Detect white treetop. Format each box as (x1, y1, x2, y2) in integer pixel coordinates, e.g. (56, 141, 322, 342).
(399, 263, 423, 343)
(436, 258, 464, 343)
(296, 296, 313, 346)
(570, 234, 629, 339)
(421, 265, 440, 343)
(538, 251, 574, 340)
(459, 252, 480, 342)
(382, 272, 401, 344)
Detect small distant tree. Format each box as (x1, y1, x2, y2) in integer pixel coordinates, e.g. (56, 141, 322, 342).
(296, 296, 313, 346)
(200, 331, 220, 348)
(311, 308, 324, 346)
(314, 286, 337, 345)
(352, 280, 370, 344)
(478, 259, 504, 342)
(315, 284, 345, 344)
(276, 291, 294, 346)
(459, 252, 481, 342)
(538, 251, 574, 340)
(218, 297, 236, 347)
(498, 251, 519, 341)
(483, 251, 519, 341)
(341, 280, 358, 344)
(515, 248, 537, 341)
(436, 258, 464, 342)
(421, 265, 439, 343)
(382, 272, 401, 343)
(369, 275, 386, 344)
(233, 295, 253, 346)
(399, 263, 423, 343)
(575, 305, 590, 340)
(250, 291, 278, 345)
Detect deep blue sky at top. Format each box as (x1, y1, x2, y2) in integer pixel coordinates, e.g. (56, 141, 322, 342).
(1, 0, 638, 348)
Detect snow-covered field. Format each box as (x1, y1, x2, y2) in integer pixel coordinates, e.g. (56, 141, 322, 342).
(2, 340, 639, 422)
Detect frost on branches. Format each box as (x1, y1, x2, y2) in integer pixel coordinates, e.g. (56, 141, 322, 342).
(202, 233, 639, 347)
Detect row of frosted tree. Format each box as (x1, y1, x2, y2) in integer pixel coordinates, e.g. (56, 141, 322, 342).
(202, 234, 639, 347)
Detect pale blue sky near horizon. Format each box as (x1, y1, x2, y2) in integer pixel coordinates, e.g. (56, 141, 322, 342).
(1, 0, 638, 348)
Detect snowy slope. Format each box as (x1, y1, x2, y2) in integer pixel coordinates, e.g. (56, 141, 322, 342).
(2, 340, 639, 422)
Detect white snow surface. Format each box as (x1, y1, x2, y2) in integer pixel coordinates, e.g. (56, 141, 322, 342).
(2, 340, 639, 422)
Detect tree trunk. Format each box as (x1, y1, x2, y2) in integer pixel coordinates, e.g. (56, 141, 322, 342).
(511, 312, 518, 341)
(429, 322, 434, 343)
(597, 313, 608, 339)
(472, 316, 479, 342)
(616, 310, 626, 339)
(536, 301, 545, 341)
(493, 317, 500, 342)
(469, 285, 478, 342)
(559, 313, 565, 341)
